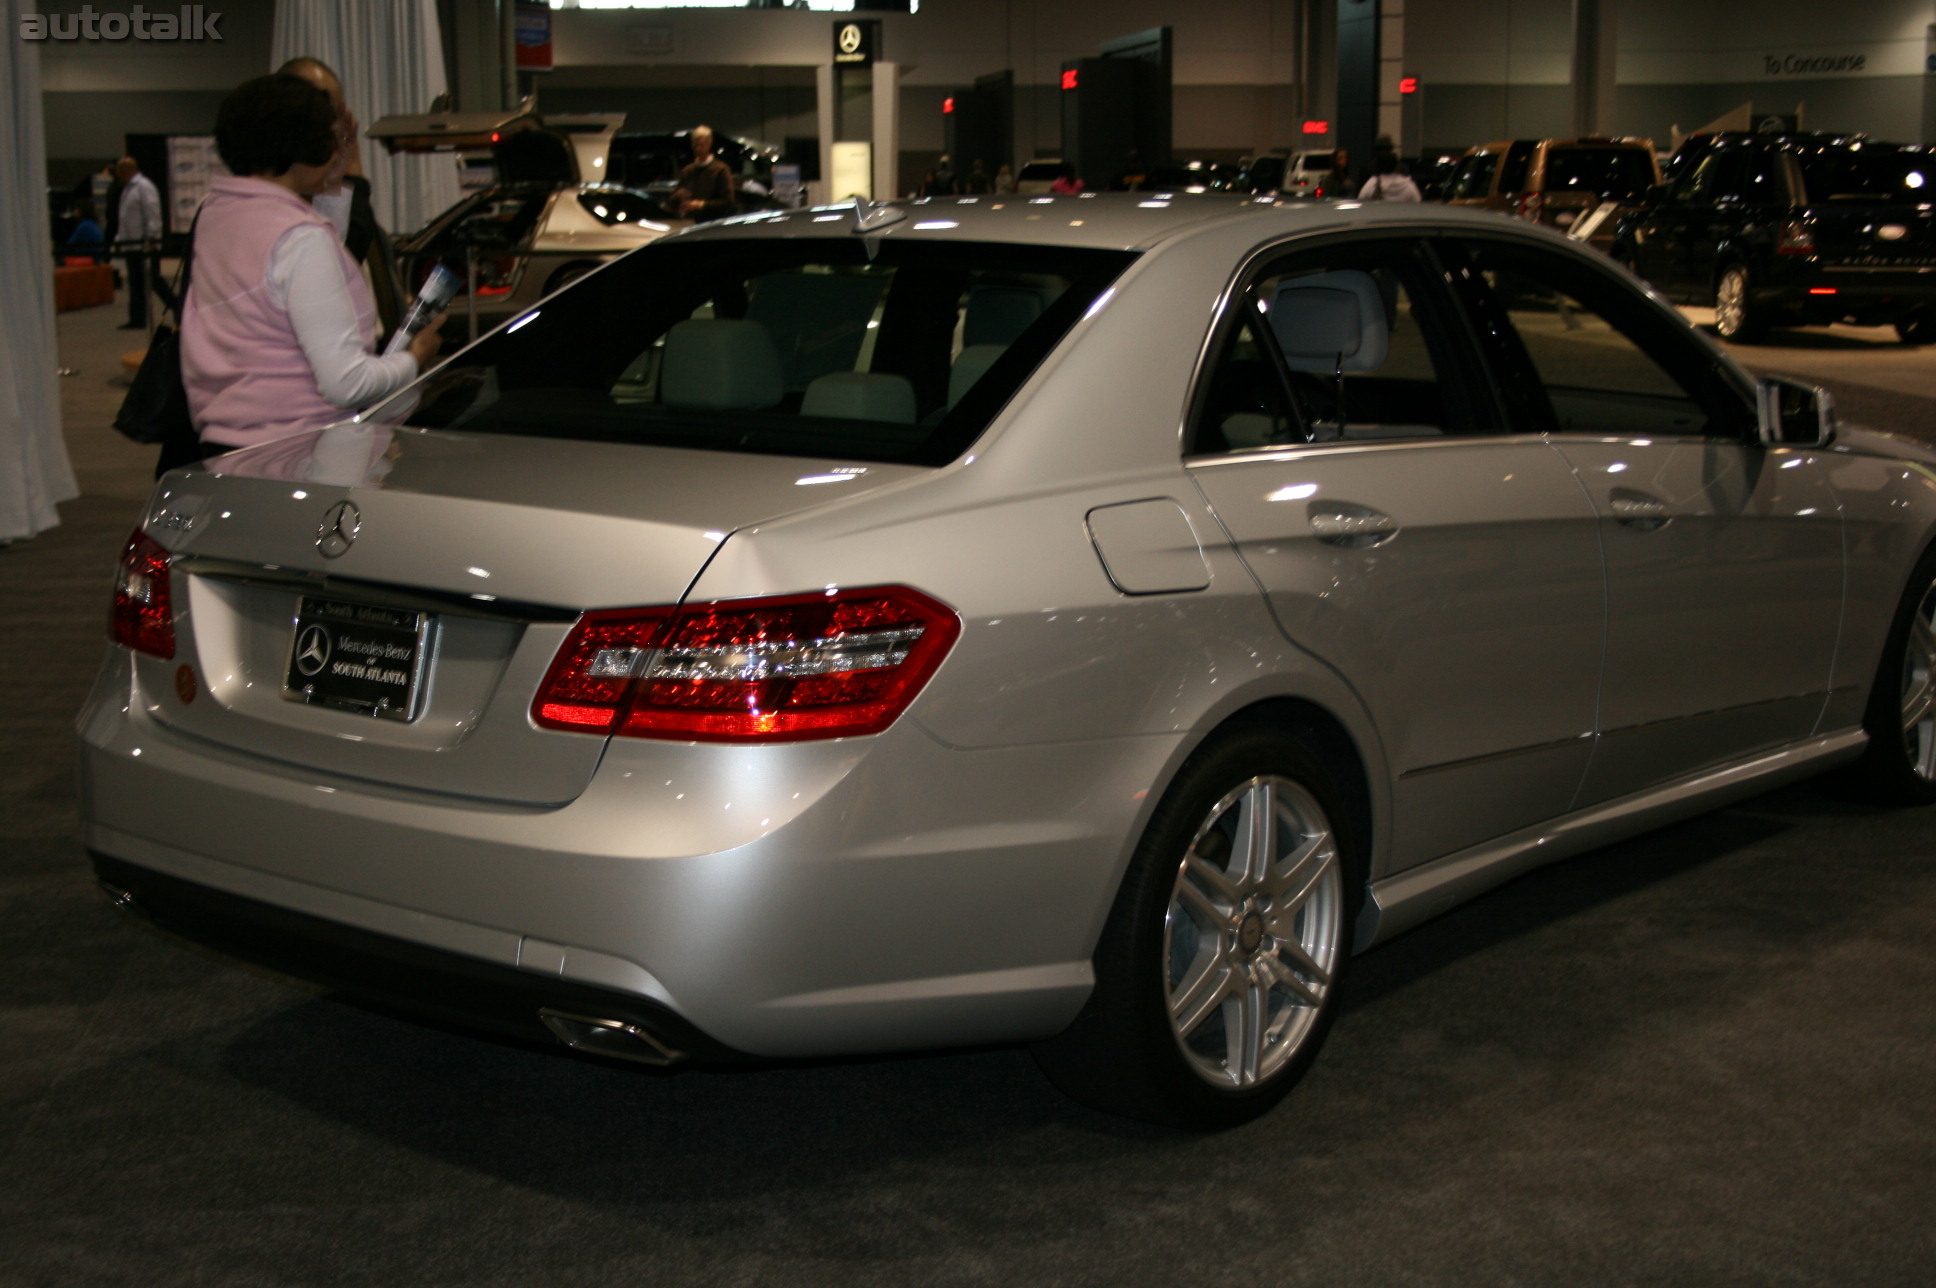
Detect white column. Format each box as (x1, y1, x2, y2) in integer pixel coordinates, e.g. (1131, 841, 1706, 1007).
(815, 62, 836, 206)
(872, 61, 900, 200)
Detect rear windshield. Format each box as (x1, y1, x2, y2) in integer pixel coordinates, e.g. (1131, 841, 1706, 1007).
(1797, 146, 1936, 202)
(1543, 148, 1656, 198)
(370, 236, 1134, 467)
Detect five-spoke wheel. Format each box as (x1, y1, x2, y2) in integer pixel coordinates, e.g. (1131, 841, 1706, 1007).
(1165, 775, 1343, 1090)
(1033, 723, 1358, 1129)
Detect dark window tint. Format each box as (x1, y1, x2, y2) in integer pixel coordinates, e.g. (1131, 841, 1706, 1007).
(1796, 145, 1936, 202)
(1542, 147, 1656, 198)
(1452, 153, 1499, 200)
(1458, 239, 1752, 440)
(1498, 140, 1537, 193)
(372, 237, 1133, 468)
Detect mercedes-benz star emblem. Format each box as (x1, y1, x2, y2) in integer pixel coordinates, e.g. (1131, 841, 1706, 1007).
(294, 625, 331, 677)
(317, 499, 361, 558)
(838, 22, 861, 54)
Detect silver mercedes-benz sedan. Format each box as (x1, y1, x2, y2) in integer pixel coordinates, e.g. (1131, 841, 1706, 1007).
(80, 194, 1936, 1128)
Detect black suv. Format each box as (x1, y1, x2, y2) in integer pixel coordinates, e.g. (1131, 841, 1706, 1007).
(1616, 133, 1936, 343)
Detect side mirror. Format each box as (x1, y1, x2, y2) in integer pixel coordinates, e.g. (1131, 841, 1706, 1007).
(1756, 376, 1836, 448)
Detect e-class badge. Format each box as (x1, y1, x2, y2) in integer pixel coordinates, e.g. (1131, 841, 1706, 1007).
(317, 499, 361, 558)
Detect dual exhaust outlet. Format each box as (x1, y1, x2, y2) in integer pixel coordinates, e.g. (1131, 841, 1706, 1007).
(538, 1008, 687, 1067)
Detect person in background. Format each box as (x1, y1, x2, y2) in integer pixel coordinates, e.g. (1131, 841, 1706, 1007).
(65, 203, 106, 261)
(993, 164, 1015, 194)
(1321, 149, 1351, 199)
(172, 74, 444, 474)
(115, 155, 170, 330)
(1358, 153, 1422, 202)
(277, 56, 404, 339)
(929, 154, 957, 196)
(672, 125, 737, 222)
(1049, 163, 1084, 195)
(964, 159, 992, 195)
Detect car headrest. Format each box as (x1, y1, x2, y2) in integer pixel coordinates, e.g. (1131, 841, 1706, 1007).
(1269, 270, 1389, 373)
(946, 344, 1006, 408)
(963, 285, 1049, 348)
(660, 319, 784, 411)
(800, 371, 917, 423)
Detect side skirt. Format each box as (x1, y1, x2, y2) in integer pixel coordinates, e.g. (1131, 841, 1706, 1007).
(1357, 729, 1868, 950)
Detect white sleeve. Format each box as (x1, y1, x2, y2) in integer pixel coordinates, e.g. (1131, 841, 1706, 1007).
(313, 188, 353, 243)
(267, 225, 420, 410)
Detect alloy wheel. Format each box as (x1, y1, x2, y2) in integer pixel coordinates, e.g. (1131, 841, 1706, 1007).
(1901, 582, 1936, 781)
(1164, 775, 1343, 1089)
(1716, 268, 1748, 337)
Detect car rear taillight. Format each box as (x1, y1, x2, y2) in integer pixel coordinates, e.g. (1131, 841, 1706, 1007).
(1778, 219, 1816, 256)
(110, 528, 175, 659)
(533, 586, 960, 742)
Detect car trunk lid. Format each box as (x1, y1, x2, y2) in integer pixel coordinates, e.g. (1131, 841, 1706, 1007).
(141, 427, 922, 805)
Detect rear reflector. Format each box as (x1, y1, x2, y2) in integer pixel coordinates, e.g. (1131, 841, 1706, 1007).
(110, 528, 175, 659)
(533, 586, 960, 742)
(1808, 287, 1838, 295)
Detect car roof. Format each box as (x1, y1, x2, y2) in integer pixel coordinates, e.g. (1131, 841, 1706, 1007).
(676, 192, 1549, 253)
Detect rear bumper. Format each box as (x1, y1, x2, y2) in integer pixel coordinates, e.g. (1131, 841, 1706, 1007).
(91, 851, 742, 1063)
(1761, 262, 1936, 319)
(78, 660, 1172, 1059)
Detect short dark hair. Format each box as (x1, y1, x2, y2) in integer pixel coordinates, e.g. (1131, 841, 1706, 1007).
(215, 74, 337, 177)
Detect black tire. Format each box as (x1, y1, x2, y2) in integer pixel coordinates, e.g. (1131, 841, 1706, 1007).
(1033, 723, 1360, 1129)
(1845, 546, 1936, 806)
(543, 260, 603, 296)
(1895, 311, 1936, 346)
(1714, 265, 1768, 343)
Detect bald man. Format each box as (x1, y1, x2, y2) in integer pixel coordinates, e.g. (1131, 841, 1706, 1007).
(114, 155, 168, 329)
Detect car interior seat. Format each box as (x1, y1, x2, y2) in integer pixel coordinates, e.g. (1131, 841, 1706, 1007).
(659, 318, 784, 411)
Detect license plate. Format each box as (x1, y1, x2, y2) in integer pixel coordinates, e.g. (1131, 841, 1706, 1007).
(282, 596, 430, 721)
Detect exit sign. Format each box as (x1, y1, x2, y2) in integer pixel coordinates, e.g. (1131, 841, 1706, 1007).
(1301, 120, 1329, 135)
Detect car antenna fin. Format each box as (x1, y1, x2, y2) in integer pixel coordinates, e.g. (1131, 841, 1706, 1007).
(852, 198, 906, 234)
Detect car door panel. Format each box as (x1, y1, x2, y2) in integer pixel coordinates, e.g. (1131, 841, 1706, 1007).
(1194, 440, 1603, 869)
(1550, 438, 1843, 800)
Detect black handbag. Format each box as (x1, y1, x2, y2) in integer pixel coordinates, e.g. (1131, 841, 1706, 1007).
(113, 218, 198, 451)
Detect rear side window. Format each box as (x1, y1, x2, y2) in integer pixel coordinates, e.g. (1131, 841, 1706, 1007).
(1796, 145, 1936, 202)
(1542, 147, 1656, 198)
(1498, 141, 1537, 194)
(374, 237, 1133, 467)
(1191, 238, 1492, 453)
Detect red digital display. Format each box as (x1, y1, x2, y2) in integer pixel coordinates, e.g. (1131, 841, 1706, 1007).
(942, 96, 954, 114)
(1301, 120, 1329, 135)
(1061, 68, 1079, 91)
(1399, 76, 1419, 94)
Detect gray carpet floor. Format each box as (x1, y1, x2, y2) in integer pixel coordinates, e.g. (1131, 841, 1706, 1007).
(3, 306, 1934, 1286)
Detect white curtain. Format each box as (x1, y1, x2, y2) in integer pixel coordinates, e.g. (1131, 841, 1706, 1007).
(270, 0, 465, 236)
(0, 0, 79, 544)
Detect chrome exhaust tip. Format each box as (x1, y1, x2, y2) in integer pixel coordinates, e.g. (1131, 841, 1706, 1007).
(97, 879, 142, 914)
(538, 1008, 687, 1067)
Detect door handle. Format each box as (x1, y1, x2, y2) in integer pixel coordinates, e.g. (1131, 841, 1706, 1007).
(1609, 490, 1670, 532)
(1309, 503, 1398, 548)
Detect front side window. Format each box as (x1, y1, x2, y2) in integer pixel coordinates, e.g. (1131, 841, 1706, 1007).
(1457, 239, 1752, 440)
(1191, 238, 1492, 454)
(1452, 153, 1499, 200)
(371, 238, 1133, 467)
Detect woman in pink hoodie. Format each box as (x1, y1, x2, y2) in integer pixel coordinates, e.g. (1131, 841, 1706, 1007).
(170, 74, 444, 473)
